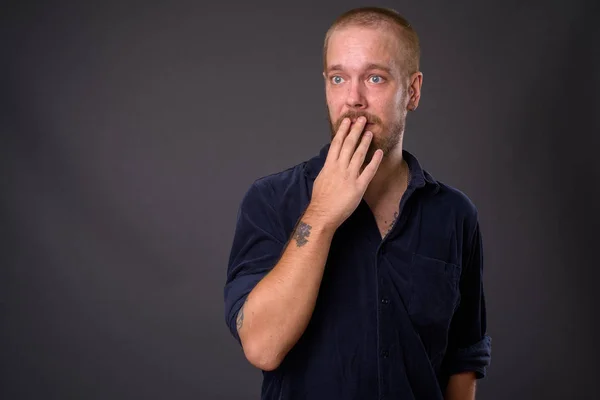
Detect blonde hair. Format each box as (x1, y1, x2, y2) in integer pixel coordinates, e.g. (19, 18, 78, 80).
(323, 7, 420, 78)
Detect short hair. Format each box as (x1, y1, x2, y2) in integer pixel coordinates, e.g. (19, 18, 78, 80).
(323, 7, 420, 78)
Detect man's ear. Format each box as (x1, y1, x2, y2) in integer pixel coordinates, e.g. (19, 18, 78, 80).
(407, 71, 423, 111)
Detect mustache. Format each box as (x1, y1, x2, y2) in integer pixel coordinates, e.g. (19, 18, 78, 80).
(333, 110, 383, 132)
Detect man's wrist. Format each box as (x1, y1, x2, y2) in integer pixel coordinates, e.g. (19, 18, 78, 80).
(303, 204, 338, 236)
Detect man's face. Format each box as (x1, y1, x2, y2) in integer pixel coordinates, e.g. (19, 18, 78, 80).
(324, 25, 412, 162)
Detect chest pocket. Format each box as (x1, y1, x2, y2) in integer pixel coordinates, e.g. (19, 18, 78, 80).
(407, 253, 461, 361)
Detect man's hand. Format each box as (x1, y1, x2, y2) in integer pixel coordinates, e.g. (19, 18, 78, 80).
(308, 116, 383, 229)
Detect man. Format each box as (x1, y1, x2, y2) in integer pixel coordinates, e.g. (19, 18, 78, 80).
(224, 6, 491, 400)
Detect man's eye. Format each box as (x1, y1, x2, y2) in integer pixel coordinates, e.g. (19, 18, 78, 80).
(331, 76, 344, 84)
(368, 75, 384, 84)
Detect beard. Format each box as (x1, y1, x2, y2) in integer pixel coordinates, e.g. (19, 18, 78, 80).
(328, 108, 405, 165)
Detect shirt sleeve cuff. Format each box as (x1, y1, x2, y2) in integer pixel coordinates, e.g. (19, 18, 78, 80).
(447, 335, 492, 379)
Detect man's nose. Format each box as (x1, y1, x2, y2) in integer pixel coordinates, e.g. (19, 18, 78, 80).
(345, 81, 367, 109)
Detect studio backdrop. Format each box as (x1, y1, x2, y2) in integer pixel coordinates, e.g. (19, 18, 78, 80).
(2, 0, 598, 399)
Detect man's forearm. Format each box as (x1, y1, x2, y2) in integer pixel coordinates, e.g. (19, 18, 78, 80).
(236, 205, 336, 371)
(445, 372, 477, 400)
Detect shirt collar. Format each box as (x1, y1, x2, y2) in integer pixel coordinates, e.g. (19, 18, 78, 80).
(304, 143, 440, 193)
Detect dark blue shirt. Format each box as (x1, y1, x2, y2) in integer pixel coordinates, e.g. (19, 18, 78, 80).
(224, 143, 492, 400)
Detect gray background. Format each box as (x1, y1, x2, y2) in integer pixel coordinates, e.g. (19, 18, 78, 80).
(2, 0, 599, 399)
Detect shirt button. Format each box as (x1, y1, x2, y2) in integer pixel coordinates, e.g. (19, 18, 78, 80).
(381, 350, 389, 358)
(381, 298, 389, 304)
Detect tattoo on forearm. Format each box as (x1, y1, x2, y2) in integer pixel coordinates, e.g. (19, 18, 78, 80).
(236, 298, 247, 331)
(293, 221, 312, 247)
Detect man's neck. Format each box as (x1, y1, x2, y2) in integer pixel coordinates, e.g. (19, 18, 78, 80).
(363, 146, 409, 206)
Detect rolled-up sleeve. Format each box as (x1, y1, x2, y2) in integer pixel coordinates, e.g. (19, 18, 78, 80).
(442, 219, 492, 379)
(223, 179, 287, 345)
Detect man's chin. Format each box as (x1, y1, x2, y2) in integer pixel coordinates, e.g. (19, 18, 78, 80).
(364, 123, 378, 132)
(363, 145, 382, 164)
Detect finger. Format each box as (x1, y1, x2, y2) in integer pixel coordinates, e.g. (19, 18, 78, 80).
(348, 130, 372, 172)
(357, 149, 383, 188)
(326, 118, 351, 162)
(338, 116, 367, 164)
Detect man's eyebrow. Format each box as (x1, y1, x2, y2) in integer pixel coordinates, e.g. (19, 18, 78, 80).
(364, 63, 393, 74)
(325, 63, 394, 74)
(326, 64, 344, 73)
